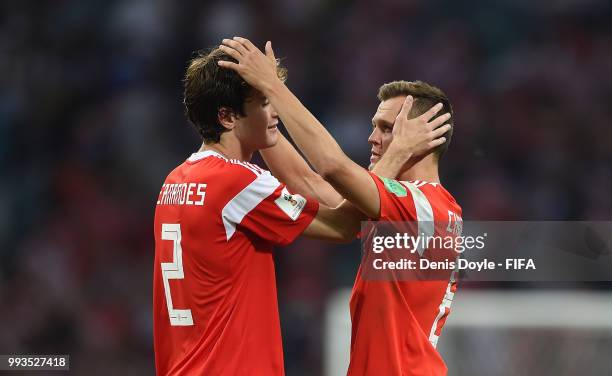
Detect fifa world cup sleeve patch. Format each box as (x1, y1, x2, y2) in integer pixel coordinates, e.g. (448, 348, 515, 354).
(274, 187, 307, 220)
(381, 176, 407, 197)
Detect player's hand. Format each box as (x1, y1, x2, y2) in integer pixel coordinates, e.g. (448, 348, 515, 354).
(387, 96, 452, 161)
(217, 37, 282, 94)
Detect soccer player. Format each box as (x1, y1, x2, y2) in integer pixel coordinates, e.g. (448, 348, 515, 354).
(219, 37, 462, 375)
(152, 48, 445, 375)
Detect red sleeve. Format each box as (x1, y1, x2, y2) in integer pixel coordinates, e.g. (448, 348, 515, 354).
(221, 167, 319, 245)
(367, 172, 417, 221)
(240, 184, 318, 245)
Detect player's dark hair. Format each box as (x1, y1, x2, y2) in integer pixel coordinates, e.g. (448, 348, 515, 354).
(378, 80, 454, 160)
(183, 47, 287, 144)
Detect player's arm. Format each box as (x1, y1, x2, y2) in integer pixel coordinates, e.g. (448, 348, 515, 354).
(218, 38, 380, 218)
(228, 167, 361, 245)
(260, 133, 344, 207)
(218, 37, 449, 218)
(302, 200, 365, 242)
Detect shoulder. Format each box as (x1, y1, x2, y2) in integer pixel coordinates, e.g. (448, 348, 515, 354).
(371, 174, 459, 218)
(227, 159, 270, 178)
(403, 180, 462, 217)
(406, 180, 458, 203)
(223, 159, 280, 192)
(219, 162, 284, 240)
(402, 180, 452, 204)
(188, 151, 279, 186)
(210, 160, 282, 209)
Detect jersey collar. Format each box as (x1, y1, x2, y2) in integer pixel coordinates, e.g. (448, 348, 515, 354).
(187, 150, 228, 162)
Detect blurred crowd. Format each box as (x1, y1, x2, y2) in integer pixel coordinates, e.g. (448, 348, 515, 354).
(1, 0, 611, 374)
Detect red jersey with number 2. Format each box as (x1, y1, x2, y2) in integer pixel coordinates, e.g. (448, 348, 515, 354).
(152, 150, 318, 376)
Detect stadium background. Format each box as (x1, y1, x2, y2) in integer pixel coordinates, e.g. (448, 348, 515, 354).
(1, 0, 611, 374)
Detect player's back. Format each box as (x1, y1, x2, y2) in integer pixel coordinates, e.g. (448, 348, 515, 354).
(152, 150, 317, 376)
(348, 175, 462, 376)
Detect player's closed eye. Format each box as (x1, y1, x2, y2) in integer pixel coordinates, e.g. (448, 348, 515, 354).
(372, 122, 391, 134)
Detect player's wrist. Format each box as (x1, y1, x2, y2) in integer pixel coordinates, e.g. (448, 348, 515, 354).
(261, 77, 285, 97)
(386, 142, 414, 162)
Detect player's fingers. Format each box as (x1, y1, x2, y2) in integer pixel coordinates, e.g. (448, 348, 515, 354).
(265, 41, 276, 62)
(428, 137, 446, 148)
(217, 60, 240, 71)
(426, 113, 451, 130)
(218, 44, 243, 61)
(430, 124, 452, 139)
(398, 95, 414, 119)
(233, 36, 256, 52)
(419, 102, 444, 122)
(221, 39, 247, 55)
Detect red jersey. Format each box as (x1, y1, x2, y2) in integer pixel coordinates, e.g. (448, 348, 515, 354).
(347, 173, 462, 376)
(153, 150, 318, 376)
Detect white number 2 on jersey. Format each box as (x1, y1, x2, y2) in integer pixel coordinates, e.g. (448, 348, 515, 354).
(161, 223, 194, 326)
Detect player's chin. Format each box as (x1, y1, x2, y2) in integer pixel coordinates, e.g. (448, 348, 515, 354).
(368, 161, 377, 171)
(264, 130, 279, 147)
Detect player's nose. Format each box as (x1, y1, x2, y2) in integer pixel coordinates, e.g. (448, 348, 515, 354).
(368, 127, 380, 145)
(270, 105, 279, 118)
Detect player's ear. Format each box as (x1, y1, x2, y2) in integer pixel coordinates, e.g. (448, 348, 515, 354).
(218, 107, 237, 130)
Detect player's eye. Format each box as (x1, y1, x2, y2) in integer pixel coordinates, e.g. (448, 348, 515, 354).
(383, 126, 392, 134)
(262, 99, 270, 107)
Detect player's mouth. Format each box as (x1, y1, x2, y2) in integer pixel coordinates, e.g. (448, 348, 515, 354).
(267, 124, 278, 131)
(370, 150, 381, 163)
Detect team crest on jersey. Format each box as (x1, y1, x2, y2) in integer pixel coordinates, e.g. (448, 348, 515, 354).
(274, 187, 306, 220)
(381, 177, 407, 197)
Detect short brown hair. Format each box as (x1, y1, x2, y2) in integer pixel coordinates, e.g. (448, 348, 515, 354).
(183, 47, 287, 143)
(378, 80, 454, 159)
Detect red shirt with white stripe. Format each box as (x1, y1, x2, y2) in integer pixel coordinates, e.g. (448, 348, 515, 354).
(152, 150, 318, 376)
(347, 172, 462, 376)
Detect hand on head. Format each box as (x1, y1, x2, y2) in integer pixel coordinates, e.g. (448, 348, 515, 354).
(218, 37, 281, 93)
(388, 96, 452, 163)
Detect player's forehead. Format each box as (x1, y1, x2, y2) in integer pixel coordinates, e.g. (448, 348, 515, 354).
(372, 96, 406, 125)
(244, 89, 266, 103)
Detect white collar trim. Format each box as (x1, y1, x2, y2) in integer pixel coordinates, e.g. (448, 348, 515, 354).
(187, 150, 227, 162)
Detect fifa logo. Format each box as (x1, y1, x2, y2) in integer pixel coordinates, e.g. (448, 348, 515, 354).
(283, 193, 298, 207)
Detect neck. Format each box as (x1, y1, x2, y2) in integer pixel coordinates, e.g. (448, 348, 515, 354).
(397, 154, 440, 183)
(198, 135, 253, 161)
